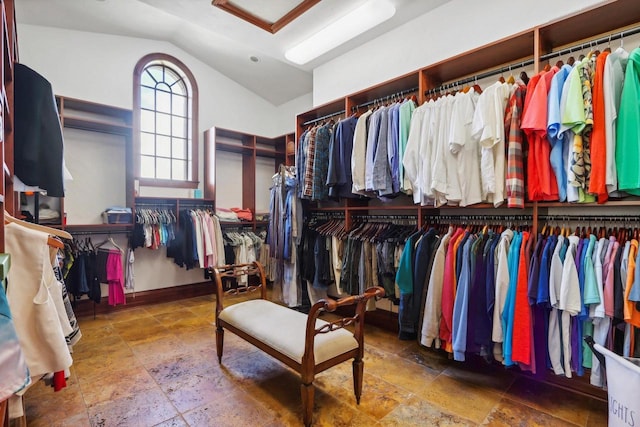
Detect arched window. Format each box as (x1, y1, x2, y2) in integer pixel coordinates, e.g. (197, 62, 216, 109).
(133, 53, 198, 186)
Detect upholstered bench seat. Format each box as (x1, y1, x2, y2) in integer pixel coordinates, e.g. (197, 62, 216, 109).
(218, 299, 359, 365)
(211, 262, 384, 427)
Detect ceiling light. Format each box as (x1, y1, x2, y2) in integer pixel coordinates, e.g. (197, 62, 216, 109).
(284, 0, 396, 65)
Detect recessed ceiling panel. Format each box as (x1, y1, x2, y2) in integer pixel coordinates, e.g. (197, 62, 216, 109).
(213, 0, 320, 33)
(231, 0, 301, 23)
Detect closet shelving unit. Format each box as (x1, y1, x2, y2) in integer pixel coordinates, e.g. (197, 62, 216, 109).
(26, 95, 137, 231)
(203, 126, 294, 230)
(1, 0, 17, 422)
(297, 0, 640, 229)
(295, 0, 640, 399)
(133, 196, 215, 231)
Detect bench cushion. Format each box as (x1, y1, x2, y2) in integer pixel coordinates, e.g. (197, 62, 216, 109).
(218, 299, 359, 364)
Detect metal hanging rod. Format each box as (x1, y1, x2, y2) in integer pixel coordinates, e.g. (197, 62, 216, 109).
(425, 59, 534, 96)
(302, 110, 346, 126)
(351, 214, 418, 220)
(354, 86, 419, 110)
(135, 203, 176, 208)
(540, 24, 640, 62)
(70, 230, 131, 236)
(538, 215, 640, 222)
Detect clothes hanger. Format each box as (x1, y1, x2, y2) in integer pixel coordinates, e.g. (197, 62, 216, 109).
(4, 210, 72, 242)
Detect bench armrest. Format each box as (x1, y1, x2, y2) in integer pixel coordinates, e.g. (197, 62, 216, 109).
(303, 286, 385, 367)
(212, 262, 267, 320)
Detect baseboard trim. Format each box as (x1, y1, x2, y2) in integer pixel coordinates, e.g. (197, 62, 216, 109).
(72, 281, 214, 317)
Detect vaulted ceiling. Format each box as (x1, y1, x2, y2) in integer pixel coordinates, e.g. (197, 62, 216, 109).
(16, 0, 449, 105)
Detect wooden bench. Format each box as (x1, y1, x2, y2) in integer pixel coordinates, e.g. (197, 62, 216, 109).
(211, 261, 384, 426)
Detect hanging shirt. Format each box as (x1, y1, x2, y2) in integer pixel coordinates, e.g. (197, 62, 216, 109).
(364, 108, 384, 191)
(624, 239, 640, 327)
(505, 82, 527, 208)
(387, 103, 402, 194)
(399, 99, 417, 193)
(616, 47, 640, 195)
(588, 51, 611, 202)
(351, 110, 373, 193)
(603, 47, 629, 195)
(472, 82, 510, 206)
(548, 235, 565, 375)
(327, 116, 358, 199)
(452, 235, 476, 361)
(492, 228, 514, 362)
(548, 65, 573, 203)
(403, 103, 427, 203)
(450, 91, 482, 207)
(522, 67, 559, 201)
(420, 227, 452, 348)
(559, 235, 581, 378)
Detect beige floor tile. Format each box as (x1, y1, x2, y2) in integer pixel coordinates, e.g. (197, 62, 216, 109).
(379, 394, 474, 426)
(107, 306, 152, 323)
(504, 376, 600, 426)
(482, 397, 581, 427)
(87, 387, 178, 427)
(80, 365, 159, 407)
(414, 373, 503, 424)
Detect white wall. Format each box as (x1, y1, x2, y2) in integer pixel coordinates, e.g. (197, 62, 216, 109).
(17, 24, 299, 290)
(312, 0, 606, 105)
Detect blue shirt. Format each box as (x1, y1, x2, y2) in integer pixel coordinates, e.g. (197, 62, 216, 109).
(453, 236, 475, 361)
(502, 231, 522, 366)
(387, 103, 401, 194)
(547, 64, 573, 202)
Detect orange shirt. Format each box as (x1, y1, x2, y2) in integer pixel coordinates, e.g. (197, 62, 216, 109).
(624, 240, 640, 328)
(522, 69, 559, 201)
(588, 51, 610, 203)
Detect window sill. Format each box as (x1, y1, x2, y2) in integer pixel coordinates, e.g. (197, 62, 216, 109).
(137, 178, 199, 189)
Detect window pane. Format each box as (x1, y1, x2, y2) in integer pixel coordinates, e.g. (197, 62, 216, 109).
(141, 109, 155, 132)
(172, 95, 186, 117)
(141, 86, 155, 110)
(156, 112, 171, 135)
(156, 135, 171, 158)
(156, 89, 171, 114)
(141, 155, 155, 178)
(172, 159, 186, 181)
(142, 70, 156, 86)
(173, 80, 186, 96)
(165, 68, 180, 86)
(141, 132, 155, 155)
(156, 157, 171, 180)
(147, 65, 163, 84)
(172, 116, 186, 138)
(172, 138, 186, 159)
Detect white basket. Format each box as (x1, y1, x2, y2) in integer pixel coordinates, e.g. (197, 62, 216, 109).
(594, 343, 640, 427)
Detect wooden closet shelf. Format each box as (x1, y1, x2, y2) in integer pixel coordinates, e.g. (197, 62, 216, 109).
(63, 116, 132, 136)
(255, 147, 285, 158)
(536, 199, 640, 208)
(60, 223, 133, 232)
(215, 141, 254, 154)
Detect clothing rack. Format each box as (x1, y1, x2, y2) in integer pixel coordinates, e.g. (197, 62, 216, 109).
(354, 86, 419, 110)
(540, 24, 640, 61)
(135, 202, 175, 208)
(538, 214, 640, 223)
(424, 59, 534, 96)
(351, 214, 416, 221)
(302, 110, 346, 126)
(69, 230, 131, 236)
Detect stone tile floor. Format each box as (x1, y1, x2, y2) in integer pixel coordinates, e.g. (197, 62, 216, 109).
(21, 294, 608, 426)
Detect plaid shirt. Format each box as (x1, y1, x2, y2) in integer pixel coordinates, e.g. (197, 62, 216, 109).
(302, 127, 318, 198)
(505, 83, 527, 208)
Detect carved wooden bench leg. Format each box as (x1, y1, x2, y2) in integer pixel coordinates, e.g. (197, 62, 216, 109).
(353, 357, 364, 404)
(300, 382, 314, 427)
(216, 326, 224, 363)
